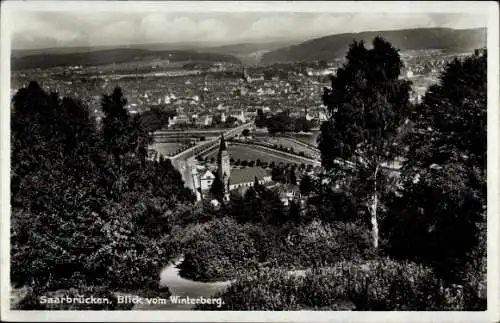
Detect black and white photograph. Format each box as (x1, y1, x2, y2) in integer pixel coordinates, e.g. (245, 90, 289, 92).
(1, 1, 498, 321)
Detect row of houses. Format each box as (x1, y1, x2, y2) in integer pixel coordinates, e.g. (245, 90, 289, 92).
(168, 109, 253, 127)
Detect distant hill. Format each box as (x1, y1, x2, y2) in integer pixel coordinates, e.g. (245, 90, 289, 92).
(201, 41, 299, 55)
(11, 39, 301, 68)
(11, 48, 241, 70)
(260, 28, 487, 64)
(199, 40, 300, 65)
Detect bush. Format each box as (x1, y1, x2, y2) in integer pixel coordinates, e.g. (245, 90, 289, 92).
(196, 258, 462, 310)
(178, 218, 260, 281)
(460, 223, 487, 310)
(266, 221, 375, 268)
(197, 269, 305, 310)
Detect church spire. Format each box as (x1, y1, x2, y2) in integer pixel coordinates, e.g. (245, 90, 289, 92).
(217, 132, 230, 202)
(241, 65, 248, 83)
(219, 133, 227, 151)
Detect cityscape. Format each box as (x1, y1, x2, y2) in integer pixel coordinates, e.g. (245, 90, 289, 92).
(4, 4, 493, 321)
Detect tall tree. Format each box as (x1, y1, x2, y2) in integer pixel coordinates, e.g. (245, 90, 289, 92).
(10, 83, 193, 309)
(318, 37, 412, 248)
(234, 183, 285, 224)
(210, 175, 225, 202)
(101, 87, 130, 161)
(383, 49, 487, 289)
(101, 87, 151, 164)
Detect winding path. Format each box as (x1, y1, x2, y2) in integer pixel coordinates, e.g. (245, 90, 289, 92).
(134, 257, 232, 310)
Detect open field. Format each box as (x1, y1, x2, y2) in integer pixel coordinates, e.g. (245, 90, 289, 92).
(257, 136, 319, 156)
(283, 131, 321, 146)
(202, 143, 314, 166)
(151, 142, 188, 156)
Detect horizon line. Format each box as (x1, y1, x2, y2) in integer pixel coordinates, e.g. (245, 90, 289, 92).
(11, 26, 487, 52)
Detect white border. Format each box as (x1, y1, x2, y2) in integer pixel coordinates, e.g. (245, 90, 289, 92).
(1, 1, 499, 322)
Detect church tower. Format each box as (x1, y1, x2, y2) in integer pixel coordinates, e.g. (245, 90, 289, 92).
(217, 133, 231, 201)
(241, 65, 248, 82)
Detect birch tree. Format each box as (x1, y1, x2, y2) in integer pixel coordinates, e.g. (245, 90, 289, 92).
(318, 37, 411, 248)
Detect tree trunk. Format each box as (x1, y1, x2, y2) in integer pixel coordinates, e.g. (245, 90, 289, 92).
(370, 165, 380, 249)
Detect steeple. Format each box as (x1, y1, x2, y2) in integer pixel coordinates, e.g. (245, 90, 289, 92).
(219, 133, 227, 151)
(241, 65, 248, 83)
(217, 133, 231, 201)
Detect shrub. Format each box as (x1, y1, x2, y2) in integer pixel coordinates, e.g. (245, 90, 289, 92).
(196, 258, 459, 311)
(197, 269, 305, 310)
(178, 218, 260, 281)
(460, 223, 487, 310)
(266, 221, 374, 268)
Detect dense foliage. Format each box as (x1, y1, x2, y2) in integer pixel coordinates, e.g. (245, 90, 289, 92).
(178, 218, 261, 282)
(10, 82, 194, 309)
(381, 49, 487, 309)
(196, 258, 468, 310)
(227, 183, 286, 225)
(139, 105, 177, 133)
(178, 213, 374, 282)
(265, 112, 314, 134)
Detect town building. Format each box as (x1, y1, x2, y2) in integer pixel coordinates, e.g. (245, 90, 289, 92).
(194, 134, 272, 201)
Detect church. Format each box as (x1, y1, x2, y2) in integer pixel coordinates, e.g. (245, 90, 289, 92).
(195, 134, 272, 201)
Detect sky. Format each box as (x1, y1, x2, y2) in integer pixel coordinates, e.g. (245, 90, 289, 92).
(11, 11, 487, 50)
